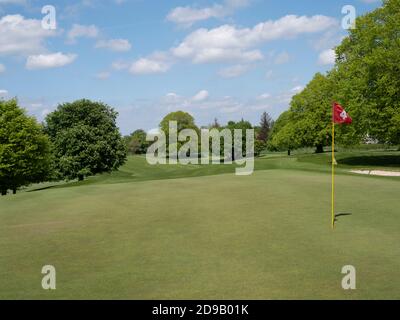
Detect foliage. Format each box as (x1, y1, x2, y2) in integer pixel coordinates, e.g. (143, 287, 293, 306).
(0, 99, 52, 195)
(257, 112, 273, 143)
(45, 99, 127, 180)
(272, 0, 400, 151)
(125, 129, 149, 155)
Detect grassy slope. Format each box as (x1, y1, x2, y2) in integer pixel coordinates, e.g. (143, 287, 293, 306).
(0, 151, 399, 299)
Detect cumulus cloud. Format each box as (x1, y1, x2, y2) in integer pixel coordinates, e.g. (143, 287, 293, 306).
(0, 15, 56, 56)
(95, 39, 132, 52)
(218, 64, 249, 78)
(171, 15, 337, 64)
(167, 0, 250, 27)
(318, 49, 336, 65)
(0, 63, 5, 73)
(129, 57, 170, 74)
(67, 24, 99, 44)
(26, 52, 77, 70)
(192, 90, 209, 102)
(0, 89, 8, 97)
(274, 51, 290, 65)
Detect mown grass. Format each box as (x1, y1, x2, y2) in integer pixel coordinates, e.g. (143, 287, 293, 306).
(0, 150, 399, 299)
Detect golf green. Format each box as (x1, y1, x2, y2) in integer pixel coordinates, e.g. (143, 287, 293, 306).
(1, 155, 399, 299)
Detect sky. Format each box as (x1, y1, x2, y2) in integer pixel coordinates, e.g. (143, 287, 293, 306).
(0, 0, 382, 134)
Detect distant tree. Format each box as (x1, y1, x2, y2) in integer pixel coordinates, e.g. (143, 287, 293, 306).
(226, 119, 253, 159)
(210, 118, 221, 129)
(125, 129, 149, 155)
(257, 112, 273, 143)
(0, 99, 52, 195)
(45, 99, 127, 181)
(160, 111, 199, 135)
(160, 111, 199, 156)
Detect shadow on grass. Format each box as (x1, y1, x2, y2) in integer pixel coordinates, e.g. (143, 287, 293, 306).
(334, 213, 352, 223)
(27, 185, 59, 193)
(339, 155, 400, 167)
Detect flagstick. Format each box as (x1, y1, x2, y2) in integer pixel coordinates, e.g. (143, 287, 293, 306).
(331, 121, 335, 230)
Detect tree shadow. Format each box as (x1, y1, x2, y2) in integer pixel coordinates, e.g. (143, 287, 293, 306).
(339, 155, 400, 167)
(26, 185, 59, 193)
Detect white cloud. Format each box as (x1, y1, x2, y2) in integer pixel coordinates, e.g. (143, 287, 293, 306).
(167, 0, 250, 27)
(26, 52, 77, 70)
(111, 60, 130, 71)
(172, 15, 337, 64)
(129, 56, 170, 75)
(0, 89, 8, 97)
(0, 0, 26, 5)
(291, 85, 304, 93)
(0, 15, 56, 56)
(192, 90, 209, 102)
(67, 24, 99, 43)
(95, 39, 131, 52)
(95, 71, 110, 80)
(218, 64, 249, 78)
(274, 51, 290, 65)
(0, 63, 5, 73)
(257, 93, 271, 100)
(318, 49, 336, 65)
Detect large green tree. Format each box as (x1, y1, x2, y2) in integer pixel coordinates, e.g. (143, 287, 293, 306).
(334, 0, 400, 145)
(269, 73, 335, 153)
(0, 99, 52, 195)
(45, 99, 127, 181)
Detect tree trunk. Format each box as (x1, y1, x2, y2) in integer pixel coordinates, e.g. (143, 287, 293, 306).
(288, 149, 291, 156)
(1, 190, 7, 196)
(12, 188, 17, 194)
(78, 175, 84, 181)
(315, 144, 324, 154)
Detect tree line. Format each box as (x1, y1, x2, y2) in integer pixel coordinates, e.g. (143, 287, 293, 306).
(0, 99, 274, 196)
(269, 0, 400, 154)
(123, 111, 274, 158)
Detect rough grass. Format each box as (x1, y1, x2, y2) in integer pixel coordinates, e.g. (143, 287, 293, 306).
(0, 151, 399, 299)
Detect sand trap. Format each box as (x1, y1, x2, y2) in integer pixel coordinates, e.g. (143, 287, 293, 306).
(351, 170, 400, 177)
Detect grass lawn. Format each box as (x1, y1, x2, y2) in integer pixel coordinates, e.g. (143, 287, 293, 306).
(0, 150, 399, 299)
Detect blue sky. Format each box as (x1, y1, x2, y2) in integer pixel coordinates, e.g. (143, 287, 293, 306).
(0, 0, 381, 134)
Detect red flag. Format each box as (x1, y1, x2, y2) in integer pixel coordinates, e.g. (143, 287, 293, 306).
(333, 102, 352, 124)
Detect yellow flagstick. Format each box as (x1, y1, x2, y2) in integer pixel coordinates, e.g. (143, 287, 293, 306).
(331, 121, 335, 230)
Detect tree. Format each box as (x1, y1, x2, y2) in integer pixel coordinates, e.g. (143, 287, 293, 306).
(0, 99, 52, 195)
(257, 112, 273, 143)
(268, 111, 300, 155)
(226, 119, 254, 159)
(210, 118, 221, 129)
(334, 0, 400, 145)
(289, 73, 336, 153)
(160, 111, 199, 156)
(160, 111, 199, 135)
(125, 129, 149, 155)
(45, 99, 127, 181)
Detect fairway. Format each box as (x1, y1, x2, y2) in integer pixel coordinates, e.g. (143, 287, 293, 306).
(1, 155, 399, 299)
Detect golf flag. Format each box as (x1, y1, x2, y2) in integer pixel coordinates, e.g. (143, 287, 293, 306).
(331, 102, 352, 230)
(333, 102, 352, 124)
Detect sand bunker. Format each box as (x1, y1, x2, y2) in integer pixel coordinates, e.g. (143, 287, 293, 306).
(351, 170, 400, 177)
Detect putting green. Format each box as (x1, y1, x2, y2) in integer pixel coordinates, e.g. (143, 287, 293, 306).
(1, 155, 399, 299)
